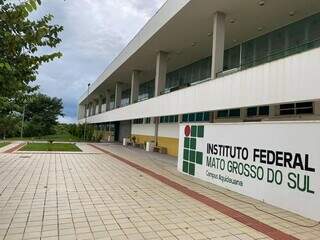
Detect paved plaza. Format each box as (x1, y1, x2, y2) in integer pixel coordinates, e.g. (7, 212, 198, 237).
(0, 143, 319, 240)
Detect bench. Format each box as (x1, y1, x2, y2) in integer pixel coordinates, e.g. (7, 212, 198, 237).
(153, 146, 167, 154)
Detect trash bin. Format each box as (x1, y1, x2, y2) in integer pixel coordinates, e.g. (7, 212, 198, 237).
(146, 141, 155, 152)
(123, 138, 128, 146)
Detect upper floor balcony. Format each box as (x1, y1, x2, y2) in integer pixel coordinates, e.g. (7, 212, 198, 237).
(79, 42, 320, 124)
(78, 1, 320, 123)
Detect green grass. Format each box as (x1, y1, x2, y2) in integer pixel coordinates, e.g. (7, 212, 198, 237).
(8, 133, 81, 142)
(20, 143, 82, 152)
(0, 142, 10, 149)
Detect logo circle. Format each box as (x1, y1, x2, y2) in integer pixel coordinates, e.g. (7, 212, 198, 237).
(184, 125, 191, 137)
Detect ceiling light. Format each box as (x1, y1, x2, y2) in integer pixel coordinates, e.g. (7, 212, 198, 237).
(257, 27, 263, 31)
(289, 11, 296, 16)
(207, 32, 213, 37)
(258, 0, 265, 6)
(233, 39, 238, 43)
(191, 42, 197, 47)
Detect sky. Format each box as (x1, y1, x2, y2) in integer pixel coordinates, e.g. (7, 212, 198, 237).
(31, 0, 166, 123)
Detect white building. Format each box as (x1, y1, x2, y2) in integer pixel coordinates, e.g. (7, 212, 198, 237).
(78, 0, 320, 157)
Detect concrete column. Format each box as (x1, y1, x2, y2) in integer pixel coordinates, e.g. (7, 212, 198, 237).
(240, 108, 246, 120)
(211, 11, 226, 79)
(89, 102, 93, 116)
(154, 117, 159, 146)
(92, 101, 96, 115)
(98, 96, 103, 114)
(105, 90, 111, 111)
(115, 82, 122, 108)
(269, 105, 278, 118)
(131, 70, 140, 104)
(155, 51, 168, 97)
(83, 104, 88, 118)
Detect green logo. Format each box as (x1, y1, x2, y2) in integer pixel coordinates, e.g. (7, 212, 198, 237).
(183, 125, 204, 176)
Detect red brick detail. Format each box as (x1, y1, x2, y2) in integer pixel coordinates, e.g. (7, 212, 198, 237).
(4, 143, 25, 153)
(89, 144, 299, 240)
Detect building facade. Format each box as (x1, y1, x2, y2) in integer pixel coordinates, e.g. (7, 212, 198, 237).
(78, 0, 320, 157)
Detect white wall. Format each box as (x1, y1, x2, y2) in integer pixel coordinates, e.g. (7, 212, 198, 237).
(158, 124, 179, 138)
(178, 121, 320, 221)
(132, 124, 155, 136)
(80, 48, 320, 124)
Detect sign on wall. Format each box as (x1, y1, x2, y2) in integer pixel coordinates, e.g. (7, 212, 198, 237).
(178, 122, 320, 221)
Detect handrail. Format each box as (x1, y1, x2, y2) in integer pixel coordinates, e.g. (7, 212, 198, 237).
(217, 37, 320, 76)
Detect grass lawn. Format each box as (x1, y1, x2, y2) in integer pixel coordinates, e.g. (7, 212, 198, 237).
(20, 143, 82, 152)
(8, 133, 81, 142)
(0, 142, 10, 149)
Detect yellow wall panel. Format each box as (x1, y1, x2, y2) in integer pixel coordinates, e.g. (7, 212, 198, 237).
(132, 134, 179, 157)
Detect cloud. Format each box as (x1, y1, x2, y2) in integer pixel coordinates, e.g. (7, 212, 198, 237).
(31, 0, 166, 123)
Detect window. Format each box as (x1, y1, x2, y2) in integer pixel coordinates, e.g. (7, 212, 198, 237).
(165, 57, 212, 90)
(145, 118, 151, 124)
(133, 118, 143, 124)
(229, 109, 241, 117)
(223, 45, 240, 71)
(120, 89, 131, 107)
(182, 112, 210, 123)
(160, 115, 178, 124)
(138, 80, 154, 102)
(296, 102, 313, 114)
(247, 106, 269, 117)
(217, 109, 241, 118)
(280, 102, 313, 115)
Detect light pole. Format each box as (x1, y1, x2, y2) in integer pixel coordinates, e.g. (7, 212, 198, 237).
(20, 104, 26, 139)
(84, 83, 90, 141)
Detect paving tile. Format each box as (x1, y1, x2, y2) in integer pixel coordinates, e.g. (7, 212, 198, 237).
(0, 147, 318, 240)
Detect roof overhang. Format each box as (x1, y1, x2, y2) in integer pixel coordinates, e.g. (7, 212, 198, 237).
(79, 0, 320, 104)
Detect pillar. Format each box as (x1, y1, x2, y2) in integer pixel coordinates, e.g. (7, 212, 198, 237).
(211, 12, 226, 79)
(154, 117, 159, 146)
(105, 90, 111, 111)
(115, 82, 122, 108)
(155, 51, 168, 97)
(131, 70, 140, 104)
(98, 95, 103, 114)
(92, 101, 96, 115)
(89, 102, 93, 116)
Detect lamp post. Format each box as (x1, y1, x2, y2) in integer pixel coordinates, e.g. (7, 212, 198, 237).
(84, 83, 90, 141)
(20, 104, 26, 139)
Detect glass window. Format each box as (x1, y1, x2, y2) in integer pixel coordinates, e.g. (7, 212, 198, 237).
(218, 109, 240, 118)
(160, 115, 178, 123)
(229, 109, 241, 117)
(280, 104, 295, 115)
(145, 118, 151, 124)
(133, 118, 144, 124)
(217, 110, 228, 118)
(282, 102, 314, 115)
(247, 106, 269, 117)
(255, 35, 269, 65)
(296, 102, 313, 114)
(224, 45, 240, 71)
(138, 80, 154, 101)
(247, 107, 258, 117)
(189, 113, 195, 122)
(182, 112, 210, 122)
(259, 106, 270, 116)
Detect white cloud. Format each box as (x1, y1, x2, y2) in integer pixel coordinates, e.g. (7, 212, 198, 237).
(32, 0, 166, 122)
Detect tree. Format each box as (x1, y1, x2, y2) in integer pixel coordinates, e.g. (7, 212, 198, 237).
(23, 94, 64, 137)
(0, 114, 20, 139)
(0, 0, 63, 116)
